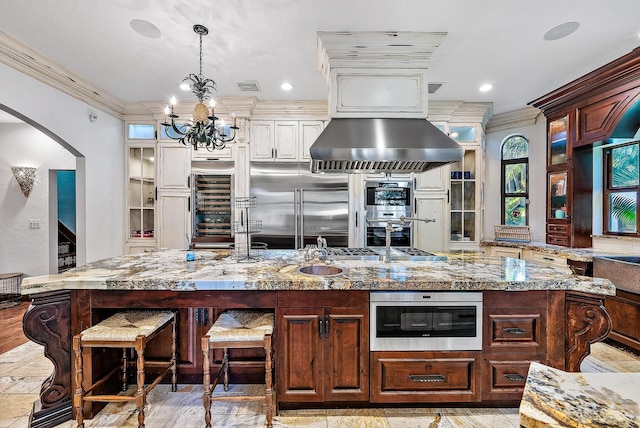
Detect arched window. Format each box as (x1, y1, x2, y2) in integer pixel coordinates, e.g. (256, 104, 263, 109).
(501, 135, 529, 225)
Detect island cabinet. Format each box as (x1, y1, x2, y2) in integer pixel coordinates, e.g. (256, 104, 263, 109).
(481, 290, 561, 402)
(276, 290, 369, 404)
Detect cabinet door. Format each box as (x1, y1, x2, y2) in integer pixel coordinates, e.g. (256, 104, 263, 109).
(324, 308, 369, 402)
(450, 147, 480, 247)
(127, 145, 156, 242)
(250, 120, 275, 160)
(157, 193, 191, 249)
(299, 120, 324, 161)
(415, 165, 450, 193)
(157, 143, 191, 191)
(277, 307, 324, 402)
(274, 121, 299, 161)
(414, 196, 448, 252)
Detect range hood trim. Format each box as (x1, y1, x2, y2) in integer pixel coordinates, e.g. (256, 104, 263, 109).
(309, 118, 464, 173)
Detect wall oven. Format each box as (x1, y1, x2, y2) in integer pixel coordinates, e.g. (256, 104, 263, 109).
(370, 292, 482, 351)
(365, 181, 412, 247)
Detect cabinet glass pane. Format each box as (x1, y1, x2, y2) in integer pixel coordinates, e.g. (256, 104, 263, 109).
(464, 181, 475, 210)
(464, 212, 475, 241)
(451, 181, 462, 210)
(549, 117, 568, 165)
(451, 212, 462, 241)
(450, 126, 476, 142)
(130, 178, 142, 207)
(549, 172, 567, 218)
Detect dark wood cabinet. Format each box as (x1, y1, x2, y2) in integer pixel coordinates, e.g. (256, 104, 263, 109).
(482, 291, 549, 402)
(530, 47, 640, 247)
(277, 291, 369, 404)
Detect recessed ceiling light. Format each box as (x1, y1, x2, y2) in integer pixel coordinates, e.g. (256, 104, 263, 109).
(280, 82, 294, 91)
(130, 19, 161, 39)
(479, 83, 493, 92)
(543, 21, 580, 41)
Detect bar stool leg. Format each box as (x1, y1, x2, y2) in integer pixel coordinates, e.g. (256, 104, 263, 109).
(122, 348, 128, 391)
(264, 335, 273, 428)
(222, 347, 229, 391)
(135, 336, 147, 428)
(171, 315, 177, 392)
(202, 336, 212, 428)
(72, 335, 85, 428)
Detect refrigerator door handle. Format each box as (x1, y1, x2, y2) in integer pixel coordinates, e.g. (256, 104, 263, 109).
(299, 188, 305, 249)
(294, 189, 300, 249)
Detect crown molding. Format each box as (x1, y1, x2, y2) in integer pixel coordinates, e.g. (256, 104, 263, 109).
(428, 101, 493, 125)
(486, 107, 541, 133)
(0, 29, 125, 119)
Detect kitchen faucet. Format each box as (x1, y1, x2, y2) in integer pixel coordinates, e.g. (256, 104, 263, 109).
(304, 236, 333, 263)
(378, 214, 437, 263)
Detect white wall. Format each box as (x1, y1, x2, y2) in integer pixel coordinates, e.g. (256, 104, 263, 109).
(0, 62, 124, 277)
(0, 124, 75, 275)
(484, 119, 547, 242)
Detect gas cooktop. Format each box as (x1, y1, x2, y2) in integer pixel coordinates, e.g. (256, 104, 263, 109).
(331, 247, 446, 262)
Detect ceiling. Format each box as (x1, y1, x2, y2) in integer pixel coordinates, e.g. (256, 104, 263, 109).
(1, 0, 639, 121)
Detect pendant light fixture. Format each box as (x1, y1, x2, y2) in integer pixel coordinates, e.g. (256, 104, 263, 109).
(161, 24, 238, 151)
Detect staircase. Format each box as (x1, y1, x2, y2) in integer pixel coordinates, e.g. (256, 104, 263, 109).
(58, 221, 76, 272)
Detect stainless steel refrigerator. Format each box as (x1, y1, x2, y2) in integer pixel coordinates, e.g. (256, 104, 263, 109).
(250, 162, 349, 249)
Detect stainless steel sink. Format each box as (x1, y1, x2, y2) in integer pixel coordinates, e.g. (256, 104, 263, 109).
(297, 265, 345, 276)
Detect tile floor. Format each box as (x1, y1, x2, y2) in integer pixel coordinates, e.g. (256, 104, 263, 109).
(0, 341, 637, 427)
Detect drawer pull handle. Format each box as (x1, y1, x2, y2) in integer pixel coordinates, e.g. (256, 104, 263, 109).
(503, 373, 526, 382)
(503, 327, 526, 335)
(409, 374, 446, 383)
(542, 257, 554, 261)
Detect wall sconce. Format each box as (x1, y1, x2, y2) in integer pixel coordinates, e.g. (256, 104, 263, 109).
(11, 166, 36, 197)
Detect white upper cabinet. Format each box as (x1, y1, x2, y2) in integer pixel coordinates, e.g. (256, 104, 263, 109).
(274, 121, 299, 160)
(299, 120, 324, 161)
(250, 120, 276, 161)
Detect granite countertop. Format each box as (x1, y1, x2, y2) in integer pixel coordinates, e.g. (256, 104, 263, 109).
(21, 249, 614, 296)
(481, 240, 625, 262)
(519, 362, 640, 427)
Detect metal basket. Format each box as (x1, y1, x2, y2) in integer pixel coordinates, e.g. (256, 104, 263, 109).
(231, 241, 268, 263)
(0, 273, 23, 309)
(494, 225, 531, 242)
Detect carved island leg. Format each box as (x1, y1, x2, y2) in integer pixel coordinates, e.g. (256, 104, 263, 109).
(22, 290, 73, 428)
(565, 292, 612, 372)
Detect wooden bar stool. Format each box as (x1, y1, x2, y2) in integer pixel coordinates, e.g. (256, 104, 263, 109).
(73, 310, 177, 428)
(202, 310, 275, 428)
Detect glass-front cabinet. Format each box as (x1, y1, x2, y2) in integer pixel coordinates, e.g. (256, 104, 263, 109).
(127, 146, 155, 242)
(450, 148, 477, 243)
(549, 116, 568, 166)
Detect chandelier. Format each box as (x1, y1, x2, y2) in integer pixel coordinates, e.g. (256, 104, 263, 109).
(162, 24, 238, 151)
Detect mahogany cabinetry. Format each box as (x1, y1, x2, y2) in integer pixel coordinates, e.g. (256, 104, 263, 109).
(530, 47, 640, 247)
(605, 290, 640, 351)
(276, 290, 369, 404)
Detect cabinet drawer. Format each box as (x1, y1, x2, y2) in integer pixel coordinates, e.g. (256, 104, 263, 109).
(483, 359, 539, 402)
(486, 314, 542, 352)
(546, 234, 569, 246)
(528, 252, 568, 269)
(546, 223, 569, 234)
(370, 352, 479, 403)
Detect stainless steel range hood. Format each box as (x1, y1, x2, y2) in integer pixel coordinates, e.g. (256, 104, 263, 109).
(310, 118, 463, 173)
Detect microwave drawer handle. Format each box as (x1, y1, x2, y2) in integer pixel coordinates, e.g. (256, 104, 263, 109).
(503, 327, 526, 335)
(503, 373, 526, 382)
(408, 374, 446, 383)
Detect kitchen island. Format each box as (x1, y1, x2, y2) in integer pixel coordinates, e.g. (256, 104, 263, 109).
(21, 249, 614, 428)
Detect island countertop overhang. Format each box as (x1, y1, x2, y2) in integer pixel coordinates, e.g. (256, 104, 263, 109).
(21, 249, 615, 296)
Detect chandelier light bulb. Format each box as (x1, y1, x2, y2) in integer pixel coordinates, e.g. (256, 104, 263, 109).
(179, 82, 191, 91)
(209, 99, 216, 107)
(164, 106, 170, 115)
(169, 96, 177, 106)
